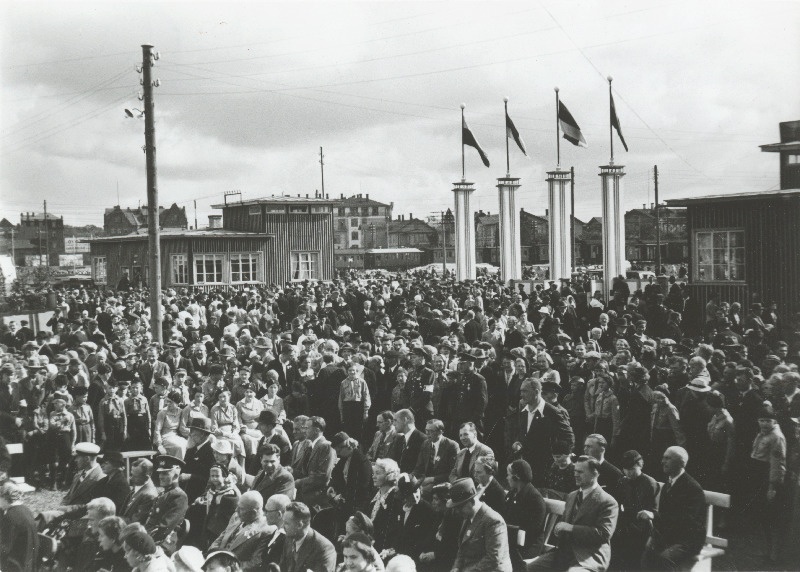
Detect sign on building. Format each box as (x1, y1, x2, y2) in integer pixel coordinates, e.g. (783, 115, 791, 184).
(59, 254, 84, 267)
(24, 255, 48, 266)
(64, 237, 91, 254)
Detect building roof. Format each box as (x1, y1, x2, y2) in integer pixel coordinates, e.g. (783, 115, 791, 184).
(666, 189, 800, 206)
(333, 194, 390, 207)
(211, 195, 334, 208)
(759, 141, 800, 152)
(0, 218, 15, 229)
(20, 212, 60, 222)
(760, 120, 800, 152)
(366, 247, 423, 254)
(89, 229, 274, 243)
(388, 218, 436, 233)
(477, 214, 499, 225)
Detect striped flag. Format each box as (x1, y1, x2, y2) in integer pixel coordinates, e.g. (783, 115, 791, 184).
(610, 92, 629, 152)
(506, 111, 527, 156)
(462, 116, 490, 167)
(557, 101, 587, 147)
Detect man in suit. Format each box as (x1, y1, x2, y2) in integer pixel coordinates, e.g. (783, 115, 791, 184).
(289, 415, 311, 477)
(388, 474, 437, 561)
(473, 455, 507, 516)
(510, 378, 574, 487)
(448, 477, 513, 572)
(638, 446, 706, 570)
(328, 432, 373, 513)
(162, 341, 194, 378)
(449, 422, 494, 483)
(528, 455, 619, 571)
(122, 458, 159, 524)
(138, 346, 171, 394)
(583, 434, 623, 492)
(267, 345, 298, 395)
(388, 408, 426, 474)
(146, 455, 189, 555)
(250, 443, 296, 501)
(413, 418, 459, 497)
(209, 491, 276, 570)
(295, 416, 337, 507)
(255, 493, 292, 567)
(280, 501, 336, 572)
(96, 450, 132, 514)
(181, 417, 217, 502)
(62, 442, 106, 506)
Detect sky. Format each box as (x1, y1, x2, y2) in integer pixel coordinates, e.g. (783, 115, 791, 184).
(1, 0, 799, 228)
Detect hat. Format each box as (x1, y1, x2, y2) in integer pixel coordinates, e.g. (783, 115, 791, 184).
(411, 347, 430, 359)
(125, 531, 157, 556)
(339, 343, 355, 354)
(614, 317, 629, 328)
(80, 341, 98, 352)
(471, 348, 488, 361)
(117, 379, 131, 388)
(209, 364, 225, 375)
(172, 546, 204, 572)
(541, 381, 562, 395)
(55, 356, 70, 366)
(219, 346, 236, 357)
(659, 339, 676, 347)
(211, 439, 233, 456)
(438, 341, 455, 352)
(757, 405, 777, 420)
(431, 482, 452, 500)
(72, 386, 89, 397)
(330, 431, 350, 449)
(204, 552, 239, 568)
(457, 351, 476, 362)
(257, 410, 279, 426)
(621, 450, 644, 469)
(585, 351, 602, 359)
(447, 478, 480, 508)
(687, 377, 711, 392)
(75, 442, 101, 456)
(384, 350, 402, 359)
(155, 455, 186, 472)
(187, 417, 214, 434)
(537, 306, 551, 315)
(101, 450, 125, 466)
(397, 473, 422, 497)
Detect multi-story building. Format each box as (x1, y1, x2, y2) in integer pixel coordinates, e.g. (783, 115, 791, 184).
(388, 214, 438, 250)
(104, 203, 188, 235)
(331, 194, 392, 250)
(16, 212, 65, 265)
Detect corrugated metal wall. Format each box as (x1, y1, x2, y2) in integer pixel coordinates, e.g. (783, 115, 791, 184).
(262, 214, 334, 283)
(686, 195, 800, 319)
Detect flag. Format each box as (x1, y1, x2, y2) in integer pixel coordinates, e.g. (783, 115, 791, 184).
(557, 101, 587, 147)
(610, 92, 629, 152)
(506, 111, 527, 156)
(462, 116, 490, 167)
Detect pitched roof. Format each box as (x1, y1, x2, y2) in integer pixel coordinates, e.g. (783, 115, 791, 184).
(333, 195, 390, 208)
(388, 218, 436, 233)
(211, 195, 334, 208)
(89, 229, 274, 242)
(666, 189, 800, 206)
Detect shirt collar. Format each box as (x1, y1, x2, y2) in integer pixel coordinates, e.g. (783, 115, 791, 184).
(669, 469, 685, 485)
(524, 400, 546, 416)
(580, 481, 598, 496)
(309, 434, 322, 448)
(403, 428, 415, 441)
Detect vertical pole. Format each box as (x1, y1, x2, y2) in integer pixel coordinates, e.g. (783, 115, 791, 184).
(142, 44, 162, 345)
(460, 105, 466, 181)
(441, 211, 447, 275)
(655, 164, 661, 273)
(43, 200, 49, 265)
(10, 228, 14, 264)
(194, 200, 198, 230)
(504, 98, 510, 176)
(555, 87, 561, 168)
(608, 77, 614, 165)
(320, 147, 325, 195)
(570, 166, 575, 273)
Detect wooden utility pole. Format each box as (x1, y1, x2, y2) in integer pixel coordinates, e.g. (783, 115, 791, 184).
(654, 165, 661, 273)
(441, 211, 447, 275)
(43, 200, 50, 265)
(320, 147, 325, 196)
(142, 44, 162, 344)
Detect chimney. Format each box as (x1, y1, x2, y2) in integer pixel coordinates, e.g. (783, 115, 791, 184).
(305, 194, 309, 198)
(326, 194, 329, 199)
(643, 204, 646, 209)
(341, 193, 344, 199)
(651, 202, 655, 209)
(366, 193, 369, 200)
(409, 213, 413, 219)
(545, 208, 549, 216)
(208, 215, 222, 229)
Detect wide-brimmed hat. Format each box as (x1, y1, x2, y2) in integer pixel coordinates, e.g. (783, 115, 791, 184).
(211, 439, 233, 456)
(446, 478, 480, 508)
(257, 410, 279, 426)
(187, 417, 214, 434)
(687, 378, 711, 392)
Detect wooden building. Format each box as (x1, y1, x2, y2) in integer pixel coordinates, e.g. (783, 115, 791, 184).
(364, 248, 428, 270)
(91, 195, 335, 288)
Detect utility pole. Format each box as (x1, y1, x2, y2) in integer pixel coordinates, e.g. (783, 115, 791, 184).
(194, 200, 198, 230)
(441, 211, 447, 275)
(570, 166, 575, 273)
(319, 147, 325, 196)
(10, 228, 15, 264)
(43, 200, 50, 266)
(654, 164, 661, 274)
(142, 44, 162, 344)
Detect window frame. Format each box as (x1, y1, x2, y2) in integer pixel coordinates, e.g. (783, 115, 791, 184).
(171, 254, 189, 284)
(92, 256, 107, 284)
(194, 253, 225, 285)
(290, 251, 320, 281)
(230, 252, 260, 283)
(694, 228, 746, 283)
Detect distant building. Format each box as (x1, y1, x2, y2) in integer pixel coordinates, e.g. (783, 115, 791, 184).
(331, 194, 392, 249)
(388, 214, 438, 250)
(760, 120, 800, 190)
(104, 203, 188, 235)
(16, 212, 65, 265)
(91, 195, 335, 288)
(520, 209, 551, 265)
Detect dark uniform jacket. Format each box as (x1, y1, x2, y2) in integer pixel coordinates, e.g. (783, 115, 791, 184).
(145, 484, 189, 555)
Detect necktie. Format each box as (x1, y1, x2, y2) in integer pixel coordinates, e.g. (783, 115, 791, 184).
(461, 448, 473, 477)
(571, 491, 584, 521)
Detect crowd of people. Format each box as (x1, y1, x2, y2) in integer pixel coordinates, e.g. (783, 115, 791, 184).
(0, 268, 797, 571)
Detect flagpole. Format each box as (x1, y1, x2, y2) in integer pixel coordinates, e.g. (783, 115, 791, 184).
(461, 103, 466, 182)
(608, 76, 614, 165)
(504, 97, 510, 176)
(554, 87, 561, 169)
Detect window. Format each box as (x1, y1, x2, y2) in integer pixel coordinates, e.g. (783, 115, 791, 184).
(311, 206, 330, 214)
(362, 207, 370, 216)
(787, 154, 800, 164)
(695, 230, 745, 282)
(289, 205, 309, 213)
(248, 206, 260, 216)
(291, 251, 319, 280)
(231, 253, 259, 283)
(171, 254, 188, 284)
(372, 207, 379, 216)
(92, 256, 107, 283)
(338, 207, 346, 216)
(338, 220, 347, 230)
(194, 254, 224, 284)
(351, 218, 359, 228)
(351, 231, 359, 240)
(264, 205, 286, 214)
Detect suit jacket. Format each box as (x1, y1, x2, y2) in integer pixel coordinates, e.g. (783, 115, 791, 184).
(391, 499, 436, 558)
(164, 356, 194, 377)
(209, 514, 276, 571)
(295, 437, 336, 499)
(0, 504, 38, 572)
(251, 465, 296, 501)
(280, 528, 337, 572)
(453, 502, 513, 572)
(509, 402, 574, 487)
(652, 472, 706, 554)
(145, 485, 189, 554)
(478, 477, 507, 517)
(254, 527, 285, 567)
(449, 442, 494, 483)
(329, 447, 373, 512)
(504, 482, 547, 561)
(96, 468, 132, 514)
(290, 439, 311, 478)
(550, 485, 619, 572)
(184, 439, 217, 502)
(62, 464, 105, 506)
(412, 436, 459, 484)
(388, 428, 426, 474)
(122, 478, 159, 524)
(137, 360, 171, 390)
